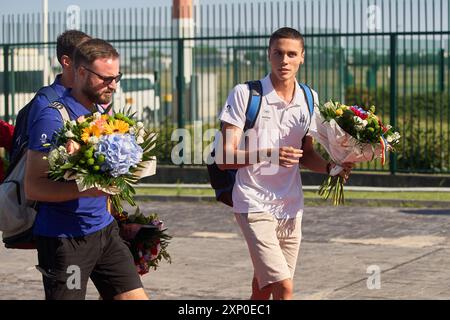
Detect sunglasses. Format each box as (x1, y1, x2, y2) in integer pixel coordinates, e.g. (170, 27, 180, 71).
(82, 66, 122, 84)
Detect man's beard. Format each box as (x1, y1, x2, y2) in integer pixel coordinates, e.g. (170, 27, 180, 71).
(82, 85, 114, 105)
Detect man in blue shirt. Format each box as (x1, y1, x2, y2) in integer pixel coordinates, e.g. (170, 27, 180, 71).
(24, 38, 148, 300)
(10, 30, 91, 163)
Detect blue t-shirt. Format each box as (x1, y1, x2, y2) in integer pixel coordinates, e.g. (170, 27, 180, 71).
(28, 89, 113, 238)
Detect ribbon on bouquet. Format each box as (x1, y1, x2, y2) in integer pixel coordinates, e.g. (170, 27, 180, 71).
(380, 136, 388, 166)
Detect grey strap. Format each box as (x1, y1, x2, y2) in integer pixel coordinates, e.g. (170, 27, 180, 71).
(49, 102, 70, 122)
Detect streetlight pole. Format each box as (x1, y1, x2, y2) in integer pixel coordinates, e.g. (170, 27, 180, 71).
(42, 0, 50, 86)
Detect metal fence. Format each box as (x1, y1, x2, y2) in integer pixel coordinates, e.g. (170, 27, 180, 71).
(1, 0, 449, 174)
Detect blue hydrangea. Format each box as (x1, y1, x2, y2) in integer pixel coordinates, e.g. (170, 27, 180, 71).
(95, 133, 143, 177)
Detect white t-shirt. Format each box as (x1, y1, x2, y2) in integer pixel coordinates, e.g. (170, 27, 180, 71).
(219, 74, 319, 219)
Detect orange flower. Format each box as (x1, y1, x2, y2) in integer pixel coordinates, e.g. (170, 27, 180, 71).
(81, 125, 102, 143)
(104, 119, 129, 135)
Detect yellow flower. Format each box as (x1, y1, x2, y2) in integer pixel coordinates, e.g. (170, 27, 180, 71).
(101, 114, 110, 121)
(104, 119, 129, 135)
(335, 109, 343, 116)
(81, 125, 102, 143)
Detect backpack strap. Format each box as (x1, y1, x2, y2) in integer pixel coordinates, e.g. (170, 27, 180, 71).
(49, 101, 70, 122)
(298, 83, 315, 117)
(244, 80, 263, 131)
(298, 83, 315, 146)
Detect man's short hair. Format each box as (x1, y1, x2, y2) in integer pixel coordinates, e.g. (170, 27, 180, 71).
(56, 30, 91, 64)
(72, 38, 120, 69)
(269, 27, 305, 51)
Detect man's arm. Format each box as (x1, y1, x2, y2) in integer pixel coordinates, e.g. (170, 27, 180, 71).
(216, 122, 303, 171)
(24, 149, 105, 202)
(299, 136, 329, 174)
(216, 122, 259, 170)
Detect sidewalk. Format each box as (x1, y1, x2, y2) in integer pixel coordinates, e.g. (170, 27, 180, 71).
(1, 200, 450, 299)
(134, 184, 450, 208)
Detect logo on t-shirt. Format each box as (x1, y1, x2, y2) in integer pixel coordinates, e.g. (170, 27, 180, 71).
(40, 133, 48, 144)
(225, 104, 232, 112)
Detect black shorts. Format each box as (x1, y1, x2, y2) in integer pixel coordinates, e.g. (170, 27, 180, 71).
(35, 220, 143, 300)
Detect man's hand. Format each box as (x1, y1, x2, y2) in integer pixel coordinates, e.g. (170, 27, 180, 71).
(277, 146, 303, 168)
(331, 162, 354, 183)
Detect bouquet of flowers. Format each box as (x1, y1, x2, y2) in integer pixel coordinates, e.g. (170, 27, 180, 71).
(115, 208, 172, 275)
(309, 101, 401, 205)
(44, 109, 157, 213)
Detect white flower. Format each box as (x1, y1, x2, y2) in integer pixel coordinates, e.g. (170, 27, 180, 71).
(138, 128, 146, 137)
(58, 145, 67, 153)
(136, 136, 144, 144)
(353, 116, 366, 130)
(65, 131, 75, 138)
(88, 136, 99, 144)
(70, 120, 77, 126)
(136, 121, 144, 129)
(47, 149, 60, 168)
(386, 135, 394, 143)
(93, 112, 101, 120)
(129, 127, 135, 135)
(48, 146, 69, 168)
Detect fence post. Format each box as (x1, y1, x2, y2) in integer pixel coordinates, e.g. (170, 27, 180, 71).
(233, 47, 238, 87)
(177, 38, 185, 130)
(2, 45, 10, 122)
(439, 48, 445, 92)
(389, 34, 398, 175)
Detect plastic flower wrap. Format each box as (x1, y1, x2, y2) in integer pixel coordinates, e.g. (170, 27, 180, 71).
(115, 208, 172, 276)
(44, 109, 157, 213)
(309, 101, 401, 205)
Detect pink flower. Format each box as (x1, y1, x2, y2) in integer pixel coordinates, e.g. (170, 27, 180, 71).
(65, 139, 81, 155)
(76, 115, 86, 124)
(94, 118, 107, 132)
(350, 106, 368, 120)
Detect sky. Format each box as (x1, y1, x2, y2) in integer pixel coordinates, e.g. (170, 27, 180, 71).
(1, 0, 448, 34)
(1, 0, 228, 15)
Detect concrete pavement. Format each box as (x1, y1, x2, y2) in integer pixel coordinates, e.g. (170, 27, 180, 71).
(1, 201, 450, 300)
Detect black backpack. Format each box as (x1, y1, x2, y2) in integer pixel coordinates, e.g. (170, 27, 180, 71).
(206, 80, 315, 207)
(7, 86, 60, 177)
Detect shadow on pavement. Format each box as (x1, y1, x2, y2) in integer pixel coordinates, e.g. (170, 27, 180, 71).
(400, 208, 450, 216)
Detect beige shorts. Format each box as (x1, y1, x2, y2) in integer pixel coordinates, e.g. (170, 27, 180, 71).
(234, 212, 303, 290)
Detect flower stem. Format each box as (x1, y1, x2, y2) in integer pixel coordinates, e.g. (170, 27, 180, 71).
(318, 175, 345, 206)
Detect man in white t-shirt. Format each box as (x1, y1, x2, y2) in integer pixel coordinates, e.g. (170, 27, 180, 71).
(217, 27, 353, 300)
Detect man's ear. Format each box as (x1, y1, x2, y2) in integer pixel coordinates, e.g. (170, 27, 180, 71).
(60, 55, 71, 69)
(300, 49, 305, 65)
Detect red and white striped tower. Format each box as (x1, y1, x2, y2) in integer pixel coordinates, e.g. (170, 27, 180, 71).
(172, 0, 195, 85)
